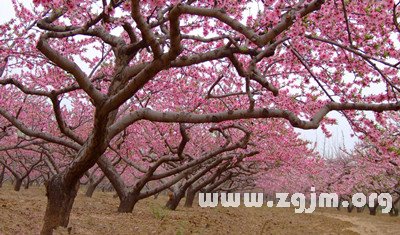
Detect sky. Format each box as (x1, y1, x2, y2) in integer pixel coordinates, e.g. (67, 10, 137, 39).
(297, 112, 357, 157)
(0, 0, 14, 20)
(0, 0, 359, 156)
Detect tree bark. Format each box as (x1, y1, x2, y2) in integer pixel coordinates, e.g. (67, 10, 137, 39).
(165, 192, 184, 210)
(336, 198, 341, 211)
(184, 190, 196, 208)
(347, 203, 354, 213)
(85, 183, 97, 197)
(368, 202, 379, 216)
(85, 174, 105, 198)
(117, 194, 138, 213)
(40, 174, 79, 235)
(14, 177, 22, 191)
(24, 176, 30, 189)
(0, 165, 4, 188)
(389, 197, 399, 217)
(389, 206, 399, 216)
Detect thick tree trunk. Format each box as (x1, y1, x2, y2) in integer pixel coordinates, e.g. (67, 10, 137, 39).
(14, 178, 22, 191)
(38, 112, 112, 234)
(184, 190, 195, 208)
(40, 175, 79, 235)
(117, 195, 138, 213)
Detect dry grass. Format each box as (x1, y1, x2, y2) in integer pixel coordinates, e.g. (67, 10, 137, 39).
(0, 184, 399, 235)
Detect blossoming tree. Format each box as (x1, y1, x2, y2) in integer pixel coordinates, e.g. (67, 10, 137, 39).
(1, 0, 400, 234)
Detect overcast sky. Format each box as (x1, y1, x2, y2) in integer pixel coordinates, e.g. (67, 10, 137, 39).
(0, 0, 358, 156)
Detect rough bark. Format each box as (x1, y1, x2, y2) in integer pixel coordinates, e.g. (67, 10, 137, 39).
(40, 174, 79, 235)
(38, 107, 115, 233)
(117, 194, 139, 213)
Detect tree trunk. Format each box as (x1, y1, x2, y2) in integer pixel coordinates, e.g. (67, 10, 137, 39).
(184, 190, 195, 208)
(389, 198, 399, 217)
(0, 165, 4, 188)
(85, 183, 97, 197)
(40, 174, 79, 235)
(389, 206, 399, 216)
(24, 176, 30, 189)
(165, 192, 184, 210)
(14, 178, 22, 191)
(85, 174, 106, 197)
(85, 174, 105, 197)
(347, 203, 354, 213)
(24, 181, 30, 189)
(117, 194, 138, 213)
(368, 204, 378, 215)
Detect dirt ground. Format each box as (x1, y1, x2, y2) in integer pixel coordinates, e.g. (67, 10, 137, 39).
(0, 184, 399, 235)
